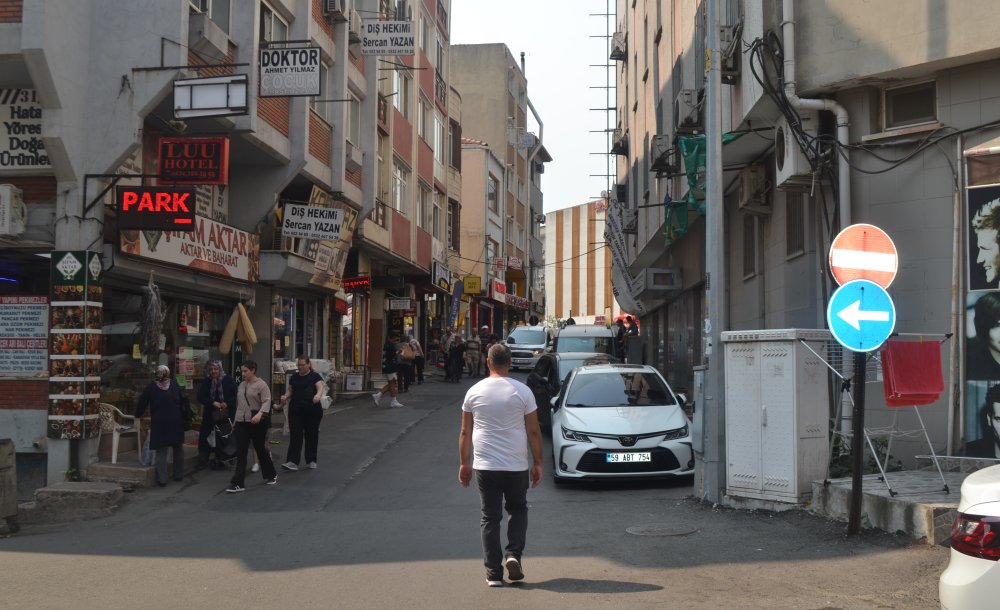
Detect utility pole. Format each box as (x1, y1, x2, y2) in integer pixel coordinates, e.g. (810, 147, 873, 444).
(697, 0, 727, 503)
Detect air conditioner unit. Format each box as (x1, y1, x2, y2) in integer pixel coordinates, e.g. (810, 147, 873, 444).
(610, 31, 627, 61)
(0, 184, 26, 238)
(650, 134, 678, 174)
(774, 111, 818, 191)
(611, 128, 628, 156)
(738, 165, 771, 215)
(324, 0, 348, 22)
(345, 142, 363, 173)
(348, 10, 362, 43)
(674, 89, 701, 133)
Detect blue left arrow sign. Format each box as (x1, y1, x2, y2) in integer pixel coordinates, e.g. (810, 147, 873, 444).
(826, 279, 896, 352)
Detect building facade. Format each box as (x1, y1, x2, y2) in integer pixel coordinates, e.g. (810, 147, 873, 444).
(610, 0, 1000, 472)
(0, 0, 466, 496)
(451, 43, 548, 336)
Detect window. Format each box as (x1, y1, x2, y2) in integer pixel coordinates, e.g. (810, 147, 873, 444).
(259, 2, 287, 42)
(434, 114, 446, 163)
(486, 239, 498, 269)
(487, 175, 499, 213)
(787, 193, 806, 257)
(437, 40, 445, 71)
(506, 218, 514, 245)
(392, 160, 409, 213)
(448, 199, 460, 250)
(418, 184, 431, 229)
(743, 215, 757, 279)
(432, 190, 443, 239)
(419, 13, 429, 54)
(883, 81, 936, 130)
(310, 63, 333, 123)
(347, 93, 361, 144)
(418, 98, 432, 141)
(392, 70, 411, 120)
(190, 0, 230, 34)
(449, 119, 462, 170)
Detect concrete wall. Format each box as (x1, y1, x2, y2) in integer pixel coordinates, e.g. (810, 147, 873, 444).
(796, 0, 1000, 93)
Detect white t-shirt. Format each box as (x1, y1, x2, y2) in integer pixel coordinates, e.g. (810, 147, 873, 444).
(462, 376, 538, 471)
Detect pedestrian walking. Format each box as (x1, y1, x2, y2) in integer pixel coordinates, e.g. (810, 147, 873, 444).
(409, 335, 425, 385)
(458, 343, 544, 587)
(447, 332, 467, 382)
(226, 360, 277, 492)
(373, 334, 404, 408)
(196, 360, 236, 469)
(397, 335, 416, 392)
(135, 365, 186, 487)
(465, 333, 482, 378)
(279, 356, 325, 471)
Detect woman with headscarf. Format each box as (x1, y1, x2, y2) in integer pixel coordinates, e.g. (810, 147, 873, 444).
(196, 360, 237, 469)
(135, 365, 186, 487)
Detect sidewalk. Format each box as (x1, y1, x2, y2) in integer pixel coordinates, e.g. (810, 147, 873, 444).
(9, 366, 475, 529)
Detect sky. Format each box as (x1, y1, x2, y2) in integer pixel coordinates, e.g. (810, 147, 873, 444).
(450, 0, 615, 213)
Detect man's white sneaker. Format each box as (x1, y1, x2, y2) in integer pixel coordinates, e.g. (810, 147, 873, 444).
(504, 556, 524, 581)
(250, 463, 260, 473)
(371, 392, 382, 406)
(390, 400, 404, 408)
(486, 579, 504, 588)
(308, 461, 317, 469)
(280, 462, 298, 471)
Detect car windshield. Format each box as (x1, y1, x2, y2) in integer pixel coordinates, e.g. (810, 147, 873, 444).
(557, 336, 615, 354)
(565, 371, 675, 407)
(557, 355, 612, 378)
(508, 328, 547, 344)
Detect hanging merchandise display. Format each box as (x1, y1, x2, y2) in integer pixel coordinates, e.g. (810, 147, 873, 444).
(220, 303, 258, 355)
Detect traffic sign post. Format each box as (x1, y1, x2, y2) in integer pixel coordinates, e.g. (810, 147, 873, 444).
(826, 224, 899, 536)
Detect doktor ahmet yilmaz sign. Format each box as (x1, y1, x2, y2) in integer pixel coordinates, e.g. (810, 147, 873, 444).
(259, 47, 320, 97)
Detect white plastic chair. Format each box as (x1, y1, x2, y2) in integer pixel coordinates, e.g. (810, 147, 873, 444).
(98, 403, 141, 464)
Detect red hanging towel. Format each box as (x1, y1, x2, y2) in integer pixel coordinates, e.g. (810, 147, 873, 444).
(880, 339, 944, 407)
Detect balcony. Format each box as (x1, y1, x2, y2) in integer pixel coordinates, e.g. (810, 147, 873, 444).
(369, 197, 387, 228)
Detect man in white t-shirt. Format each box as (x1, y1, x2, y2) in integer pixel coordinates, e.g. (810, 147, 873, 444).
(458, 343, 543, 588)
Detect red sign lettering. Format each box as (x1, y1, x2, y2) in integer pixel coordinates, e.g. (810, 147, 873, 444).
(115, 186, 197, 231)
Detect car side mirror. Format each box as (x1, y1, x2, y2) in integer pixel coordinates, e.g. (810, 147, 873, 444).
(550, 396, 560, 412)
(676, 392, 687, 406)
(507, 337, 516, 344)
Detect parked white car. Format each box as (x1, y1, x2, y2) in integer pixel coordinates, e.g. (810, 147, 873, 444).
(550, 363, 692, 484)
(940, 464, 1000, 609)
(504, 325, 552, 370)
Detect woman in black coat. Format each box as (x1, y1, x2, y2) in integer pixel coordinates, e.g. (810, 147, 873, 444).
(196, 360, 237, 468)
(135, 365, 186, 486)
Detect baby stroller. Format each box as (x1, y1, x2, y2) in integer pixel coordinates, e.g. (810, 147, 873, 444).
(205, 410, 238, 469)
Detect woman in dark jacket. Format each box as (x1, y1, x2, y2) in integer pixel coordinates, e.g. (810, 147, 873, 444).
(196, 360, 237, 468)
(135, 365, 186, 486)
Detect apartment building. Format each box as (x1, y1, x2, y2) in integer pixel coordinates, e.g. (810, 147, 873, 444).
(451, 43, 549, 336)
(544, 200, 622, 326)
(0, 0, 461, 494)
(610, 0, 1000, 465)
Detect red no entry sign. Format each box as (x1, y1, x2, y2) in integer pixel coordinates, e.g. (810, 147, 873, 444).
(828, 223, 898, 288)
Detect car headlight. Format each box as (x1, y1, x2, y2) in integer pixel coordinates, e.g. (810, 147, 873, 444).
(561, 427, 591, 442)
(532, 348, 543, 356)
(663, 425, 688, 441)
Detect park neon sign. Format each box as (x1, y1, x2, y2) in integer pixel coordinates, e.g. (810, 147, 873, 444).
(115, 186, 197, 231)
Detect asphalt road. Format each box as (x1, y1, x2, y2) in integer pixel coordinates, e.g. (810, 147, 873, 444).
(1, 369, 949, 609)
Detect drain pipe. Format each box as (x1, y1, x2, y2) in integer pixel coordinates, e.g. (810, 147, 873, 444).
(781, 0, 851, 229)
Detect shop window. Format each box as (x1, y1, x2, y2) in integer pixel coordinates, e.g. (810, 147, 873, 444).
(100, 287, 227, 414)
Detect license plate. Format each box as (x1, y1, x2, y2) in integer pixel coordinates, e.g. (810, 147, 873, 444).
(606, 452, 651, 463)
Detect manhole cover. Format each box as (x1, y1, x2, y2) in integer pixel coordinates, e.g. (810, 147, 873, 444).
(626, 524, 700, 537)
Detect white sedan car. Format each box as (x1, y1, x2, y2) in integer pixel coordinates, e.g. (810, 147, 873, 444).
(550, 363, 693, 483)
(940, 464, 1000, 609)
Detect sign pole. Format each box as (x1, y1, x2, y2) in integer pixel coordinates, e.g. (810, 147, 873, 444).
(848, 350, 867, 535)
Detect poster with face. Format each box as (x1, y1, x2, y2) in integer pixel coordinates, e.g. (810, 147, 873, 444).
(969, 185, 1000, 291)
(966, 291, 1000, 457)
